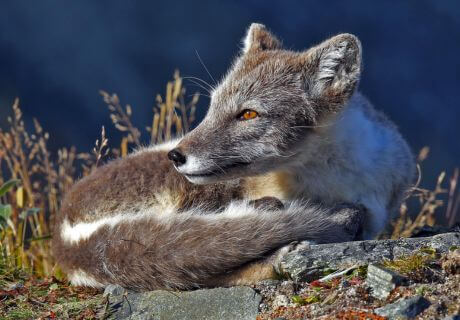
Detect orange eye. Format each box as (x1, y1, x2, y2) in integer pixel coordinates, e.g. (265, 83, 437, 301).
(240, 110, 258, 120)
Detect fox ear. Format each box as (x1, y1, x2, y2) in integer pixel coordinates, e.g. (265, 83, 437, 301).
(243, 23, 282, 54)
(303, 34, 362, 108)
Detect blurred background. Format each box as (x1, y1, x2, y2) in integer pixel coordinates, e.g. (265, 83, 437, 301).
(0, 0, 459, 188)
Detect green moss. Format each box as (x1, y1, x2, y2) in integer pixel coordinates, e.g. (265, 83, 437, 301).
(292, 294, 321, 305)
(415, 285, 433, 296)
(0, 252, 27, 289)
(312, 286, 322, 292)
(52, 297, 104, 319)
(3, 306, 36, 320)
(321, 268, 337, 276)
(419, 247, 437, 256)
(347, 265, 368, 279)
(381, 253, 430, 275)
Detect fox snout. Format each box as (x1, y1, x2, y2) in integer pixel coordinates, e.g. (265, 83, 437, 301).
(167, 144, 219, 185)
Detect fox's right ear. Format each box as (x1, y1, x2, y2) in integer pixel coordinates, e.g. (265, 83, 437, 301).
(242, 23, 282, 54)
(302, 34, 362, 111)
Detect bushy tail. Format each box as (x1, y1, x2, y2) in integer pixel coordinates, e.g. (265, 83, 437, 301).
(52, 201, 360, 291)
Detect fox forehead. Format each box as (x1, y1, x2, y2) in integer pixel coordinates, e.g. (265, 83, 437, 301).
(210, 50, 305, 111)
(198, 23, 361, 128)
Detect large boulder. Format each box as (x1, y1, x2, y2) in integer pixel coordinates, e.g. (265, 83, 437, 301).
(108, 286, 261, 320)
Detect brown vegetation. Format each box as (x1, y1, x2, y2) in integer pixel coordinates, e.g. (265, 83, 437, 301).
(0, 72, 198, 279)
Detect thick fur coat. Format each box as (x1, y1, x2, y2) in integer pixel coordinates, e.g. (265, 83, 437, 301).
(52, 23, 414, 291)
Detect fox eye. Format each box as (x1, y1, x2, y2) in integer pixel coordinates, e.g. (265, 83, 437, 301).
(238, 109, 259, 121)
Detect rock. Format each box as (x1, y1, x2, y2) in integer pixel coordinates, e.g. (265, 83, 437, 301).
(441, 249, 460, 275)
(272, 294, 290, 308)
(281, 232, 460, 282)
(4, 282, 24, 291)
(375, 295, 430, 319)
(278, 281, 295, 296)
(347, 287, 357, 297)
(108, 286, 261, 320)
(443, 315, 460, 320)
(103, 284, 126, 297)
(366, 264, 407, 299)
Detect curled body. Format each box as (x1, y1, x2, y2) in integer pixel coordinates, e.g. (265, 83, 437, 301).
(53, 23, 414, 290)
(53, 148, 361, 290)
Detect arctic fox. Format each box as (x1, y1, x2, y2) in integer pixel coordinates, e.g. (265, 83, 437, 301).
(52, 23, 414, 291)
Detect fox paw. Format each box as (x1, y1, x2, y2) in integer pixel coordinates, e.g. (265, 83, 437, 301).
(330, 203, 365, 241)
(269, 240, 316, 274)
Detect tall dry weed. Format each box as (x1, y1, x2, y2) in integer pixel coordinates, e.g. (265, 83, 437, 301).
(0, 72, 199, 277)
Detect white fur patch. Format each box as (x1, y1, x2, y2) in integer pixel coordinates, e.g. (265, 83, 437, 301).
(317, 46, 346, 83)
(69, 269, 104, 288)
(60, 201, 264, 245)
(220, 201, 257, 218)
(61, 216, 123, 244)
(60, 208, 175, 244)
(175, 155, 206, 174)
(285, 93, 410, 239)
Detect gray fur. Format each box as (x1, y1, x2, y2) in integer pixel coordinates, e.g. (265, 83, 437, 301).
(174, 23, 415, 238)
(53, 23, 414, 292)
(56, 201, 362, 291)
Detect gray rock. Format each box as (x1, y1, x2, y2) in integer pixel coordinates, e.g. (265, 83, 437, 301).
(366, 264, 407, 299)
(109, 286, 261, 320)
(443, 315, 460, 320)
(272, 294, 290, 308)
(375, 295, 430, 319)
(104, 284, 126, 297)
(281, 232, 460, 281)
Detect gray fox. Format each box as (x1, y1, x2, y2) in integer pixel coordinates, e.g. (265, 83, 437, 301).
(52, 23, 414, 291)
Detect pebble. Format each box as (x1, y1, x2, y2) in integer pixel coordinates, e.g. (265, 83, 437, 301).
(375, 295, 431, 319)
(366, 263, 407, 299)
(272, 294, 290, 308)
(103, 284, 125, 297)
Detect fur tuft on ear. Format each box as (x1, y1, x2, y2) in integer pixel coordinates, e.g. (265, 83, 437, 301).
(243, 23, 282, 54)
(304, 34, 362, 106)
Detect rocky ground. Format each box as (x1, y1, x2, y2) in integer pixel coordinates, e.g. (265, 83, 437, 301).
(1, 232, 459, 319)
(103, 232, 460, 320)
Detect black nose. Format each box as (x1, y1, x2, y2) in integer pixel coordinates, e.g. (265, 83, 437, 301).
(168, 148, 187, 166)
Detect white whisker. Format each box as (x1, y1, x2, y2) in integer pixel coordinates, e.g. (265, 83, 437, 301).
(195, 50, 217, 85)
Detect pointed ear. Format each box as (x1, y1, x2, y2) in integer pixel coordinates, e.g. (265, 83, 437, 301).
(243, 23, 282, 54)
(303, 34, 362, 108)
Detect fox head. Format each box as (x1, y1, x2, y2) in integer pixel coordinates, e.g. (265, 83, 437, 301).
(168, 23, 362, 184)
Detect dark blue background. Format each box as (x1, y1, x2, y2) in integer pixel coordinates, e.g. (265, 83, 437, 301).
(1, 1, 459, 188)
